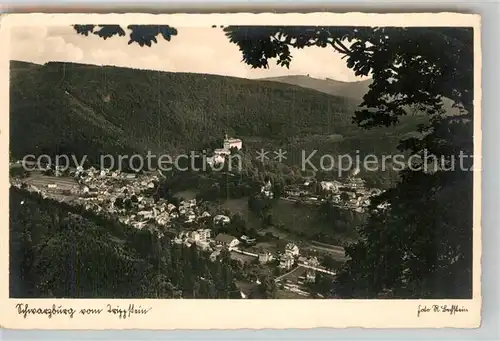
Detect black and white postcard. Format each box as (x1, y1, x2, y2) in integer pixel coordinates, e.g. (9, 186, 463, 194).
(0, 12, 481, 329)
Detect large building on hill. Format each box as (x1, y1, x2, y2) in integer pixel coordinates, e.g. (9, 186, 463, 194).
(223, 134, 243, 150)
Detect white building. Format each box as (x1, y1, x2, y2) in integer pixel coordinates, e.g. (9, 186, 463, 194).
(258, 250, 274, 264)
(210, 250, 221, 262)
(320, 181, 342, 192)
(213, 214, 231, 225)
(285, 243, 300, 257)
(156, 213, 170, 226)
(190, 231, 200, 241)
(240, 235, 256, 244)
(197, 228, 211, 242)
(223, 134, 243, 150)
(185, 199, 197, 208)
(185, 212, 196, 222)
(279, 253, 295, 269)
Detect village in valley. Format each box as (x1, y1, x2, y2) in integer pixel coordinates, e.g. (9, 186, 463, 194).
(10, 134, 385, 298)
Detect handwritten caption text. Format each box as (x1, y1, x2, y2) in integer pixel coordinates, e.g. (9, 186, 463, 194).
(15, 303, 152, 320)
(417, 304, 468, 317)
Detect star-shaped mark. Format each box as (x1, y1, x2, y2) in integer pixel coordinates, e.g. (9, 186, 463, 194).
(256, 149, 269, 163)
(274, 149, 287, 162)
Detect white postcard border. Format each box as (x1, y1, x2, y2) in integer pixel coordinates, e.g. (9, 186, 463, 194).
(0, 12, 482, 330)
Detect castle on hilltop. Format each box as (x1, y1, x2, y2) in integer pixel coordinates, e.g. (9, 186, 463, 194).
(223, 134, 242, 151)
(209, 134, 243, 166)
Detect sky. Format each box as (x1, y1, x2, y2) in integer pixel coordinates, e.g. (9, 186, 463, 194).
(10, 25, 367, 82)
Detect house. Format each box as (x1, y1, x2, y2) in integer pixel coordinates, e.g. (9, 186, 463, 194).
(138, 210, 154, 219)
(206, 156, 215, 167)
(260, 181, 274, 198)
(320, 181, 340, 192)
(279, 253, 295, 269)
(306, 270, 316, 283)
(258, 250, 274, 264)
(223, 134, 243, 150)
(347, 177, 366, 189)
(213, 214, 231, 225)
(185, 199, 197, 208)
(185, 212, 196, 223)
(240, 235, 256, 245)
(285, 243, 300, 256)
(167, 203, 177, 212)
(190, 231, 201, 241)
(213, 154, 226, 164)
(331, 195, 341, 204)
(261, 180, 272, 192)
(201, 211, 211, 218)
(133, 221, 148, 229)
(214, 233, 239, 249)
(156, 213, 170, 226)
(47, 183, 57, 189)
(210, 250, 221, 262)
(306, 256, 320, 267)
(197, 228, 211, 242)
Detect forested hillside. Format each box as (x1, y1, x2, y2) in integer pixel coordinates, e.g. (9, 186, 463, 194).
(259, 75, 372, 101)
(11, 61, 363, 162)
(9, 186, 244, 298)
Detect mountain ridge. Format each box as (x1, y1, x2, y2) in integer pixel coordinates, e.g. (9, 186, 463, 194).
(10, 60, 369, 163)
(258, 75, 373, 101)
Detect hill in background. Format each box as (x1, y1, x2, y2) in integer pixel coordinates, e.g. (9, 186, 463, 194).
(11, 61, 365, 161)
(259, 74, 459, 113)
(258, 75, 372, 101)
(10, 60, 431, 184)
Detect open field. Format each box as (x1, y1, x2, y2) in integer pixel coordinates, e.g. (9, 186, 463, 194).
(23, 173, 78, 191)
(220, 197, 262, 227)
(222, 196, 356, 262)
(230, 251, 256, 264)
(254, 241, 279, 254)
(222, 197, 329, 238)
